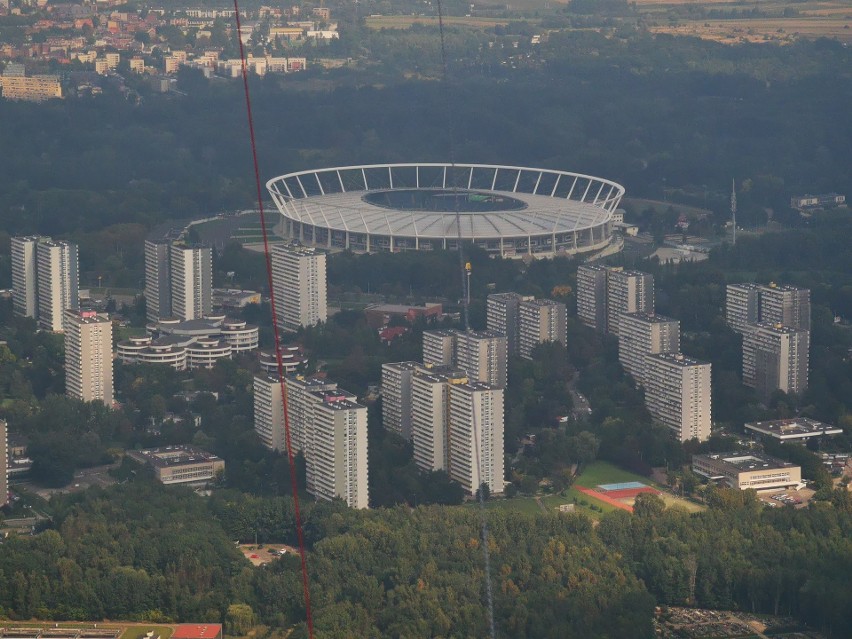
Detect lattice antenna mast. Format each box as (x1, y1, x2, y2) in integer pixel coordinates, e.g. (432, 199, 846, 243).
(731, 178, 737, 246)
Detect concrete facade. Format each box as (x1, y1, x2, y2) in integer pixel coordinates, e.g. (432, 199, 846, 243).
(64, 309, 113, 406)
(271, 244, 327, 331)
(644, 353, 712, 443)
(618, 312, 680, 386)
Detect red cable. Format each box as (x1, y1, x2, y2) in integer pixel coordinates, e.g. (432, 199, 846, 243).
(231, 5, 315, 637)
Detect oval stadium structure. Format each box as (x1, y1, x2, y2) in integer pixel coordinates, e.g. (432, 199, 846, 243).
(266, 163, 624, 258)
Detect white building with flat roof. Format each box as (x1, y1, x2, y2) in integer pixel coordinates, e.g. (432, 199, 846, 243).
(170, 244, 212, 321)
(518, 298, 567, 359)
(308, 396, 369, 509)
(644, 353, 711, 443)
(759, 283, 810, 332)
(381, 361, 422, 440)
(693, 452, 801, 491)
(64, 310, 113, 406)
(455, 330, 508, 387)
(725, 283, 761, 335)
(447, 382, 504, 496)
(486, 292, 525, 356)
(11, 236, 42, 320)
(411, 369, 463, 473)
(726, 282, 811, 335)
(145, 239, 173, 322)
(422, 329, 457, 368)
(618, 312, 680, 386)
(254, 374, 286, 451)
(742, 322, 809, 400)
(576, 264, 611, 333)
(744, 418, 842, 443)
(271, 244, 327, 331)
(606, 269, 653, 337)
(37, 240, 78, 332)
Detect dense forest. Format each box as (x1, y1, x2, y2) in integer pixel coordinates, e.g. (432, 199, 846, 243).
(0, 481, 848, 637)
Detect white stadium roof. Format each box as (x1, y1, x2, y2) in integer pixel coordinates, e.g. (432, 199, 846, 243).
(266, 163, 625, 256)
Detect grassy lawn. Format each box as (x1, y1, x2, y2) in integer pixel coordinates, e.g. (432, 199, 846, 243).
(120, 626, 174, 639)
(114, 325, 147, 342)
(574, 461, 706, 513)
(574, 461, 659, 490)
(658, 492, 706, 513)
(480, 496, 543, 515)
(542, 490, 615, 519)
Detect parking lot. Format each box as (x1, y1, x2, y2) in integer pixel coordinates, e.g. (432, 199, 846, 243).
(759, 487, 815, 509)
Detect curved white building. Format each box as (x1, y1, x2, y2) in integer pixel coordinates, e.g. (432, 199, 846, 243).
(117, 316, 259, 370)
(267, 163, 624, 258)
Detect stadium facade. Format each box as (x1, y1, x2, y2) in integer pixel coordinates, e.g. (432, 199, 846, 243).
(266, 163, 624, 258)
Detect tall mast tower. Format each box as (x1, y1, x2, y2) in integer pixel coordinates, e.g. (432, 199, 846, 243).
(731, 179, 737, 246)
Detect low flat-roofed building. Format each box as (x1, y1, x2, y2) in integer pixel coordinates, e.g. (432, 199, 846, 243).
(364, 302, 442, 328)
(744, 417, 842, 443)
(692, 452, 801, 491)
(127, 445, 225, 487)
(212, 288, 261, 309)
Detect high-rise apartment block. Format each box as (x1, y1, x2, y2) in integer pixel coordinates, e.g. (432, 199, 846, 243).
(170, 244, 213, 321)
(726, 283, 810, 334)
(284, 376, 347, 454)
(13, 236, 80, 332)
(518, 298, 567, 359)
(253, 374, 286, 452)
(410, 368, 504, 495)
(144, 239, 173, 322)
(455, 330, 508, 387)
(644, 353, 712, 443)
(576, 265, 653, 336)
(606, 269, 654, 337)
(381, 361, 422, 440)
(422, 329, 507, 387)
(759, 284, 811, 332)
(308, 396, 369, 509)
(37, 240, 79, 332)
(447, 381, 504, 496)
(618, 312, 680, 386)
(271, 244, 327, 332)
(255, 375, 368, 508)
(742, 322, 809, 399)
(486, 292, 525, 355)
(725, 283, 761, 334)
(576, 264, 610, 333)
(64, 309, 113, 406)
(11, 236, 41, 319)
(422, 329, 457, 368)
(411, 369, 462, 472)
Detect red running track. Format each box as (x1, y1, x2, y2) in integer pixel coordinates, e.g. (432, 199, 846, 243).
(600, 486, 660, 500)
(576, 486, 635, 512)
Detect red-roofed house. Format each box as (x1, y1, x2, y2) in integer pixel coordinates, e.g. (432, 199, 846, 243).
(172, 625, 223, 639)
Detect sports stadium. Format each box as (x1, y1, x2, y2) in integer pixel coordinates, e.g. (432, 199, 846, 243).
(266, 163, 624, 258)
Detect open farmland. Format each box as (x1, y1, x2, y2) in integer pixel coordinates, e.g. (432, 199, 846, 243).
(639, 0, 852, 43)
(365, 15, 514, 29)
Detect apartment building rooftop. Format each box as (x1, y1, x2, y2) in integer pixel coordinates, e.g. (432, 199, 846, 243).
(751, 321, 806, 335)
(697, 452, 796, 472)
(623, 311, 678, 324)
(648, 352, 709, 367)
(745, 418, 842, 441)
(129, 445, 222, 468)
